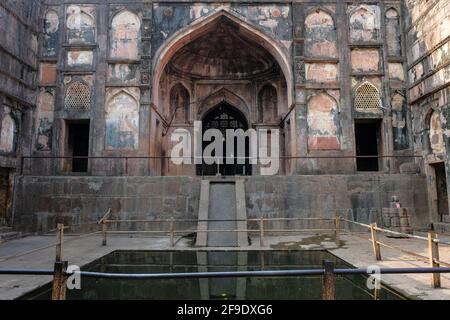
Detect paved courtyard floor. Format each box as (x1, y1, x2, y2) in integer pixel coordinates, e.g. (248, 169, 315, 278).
(0, 231, 449, 300)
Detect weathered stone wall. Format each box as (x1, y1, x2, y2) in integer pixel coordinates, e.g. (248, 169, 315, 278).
(245, 174, 429, 230)
(12, 173, 429, 233)
(290, 1, 412, 175)
(0, 1, 41, 222)
(0, 0, 40, 165)
(13, 176, 201, 233)
(405, 0, 450, 227)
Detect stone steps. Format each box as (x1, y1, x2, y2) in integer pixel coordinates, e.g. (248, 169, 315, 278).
(196, 179, 248, 247)
(0, 226, 23, 242)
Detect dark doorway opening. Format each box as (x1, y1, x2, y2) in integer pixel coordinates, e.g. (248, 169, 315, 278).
(432, 162, 449, 222)
(0, 168, 11, 223)
(197, 102, 252, 176)
(355, 120, 381, 172)
(66, 121, 90, 173)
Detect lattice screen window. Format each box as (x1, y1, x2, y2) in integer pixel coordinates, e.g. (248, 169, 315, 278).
(65, 82, 91, 110)
(354, 82, 382, 112)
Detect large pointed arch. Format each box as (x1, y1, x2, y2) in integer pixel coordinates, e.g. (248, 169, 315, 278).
(152, 8, 293, 107)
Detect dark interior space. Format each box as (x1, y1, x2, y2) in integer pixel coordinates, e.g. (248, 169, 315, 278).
(355, 121, 381, 172)
(433, 162, 449, 222)
(0, 168, 11, 222)
(67, 121, 90, 173)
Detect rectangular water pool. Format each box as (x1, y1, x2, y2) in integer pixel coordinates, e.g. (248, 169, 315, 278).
(20, 250, 406, 300)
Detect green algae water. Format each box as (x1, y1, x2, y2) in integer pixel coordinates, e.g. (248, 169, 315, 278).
(20, 250, 405, 300)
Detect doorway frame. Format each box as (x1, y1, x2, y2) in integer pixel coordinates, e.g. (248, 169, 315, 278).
(354, 119, 384, 172)
(61, 119, 92, 174)
(427, 161, 450, 224)
(197, 102, 252, 177)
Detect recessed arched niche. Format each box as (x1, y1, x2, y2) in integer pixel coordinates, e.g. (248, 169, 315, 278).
(43, 10, 59, 57)
(304, 10, 337, 58)
(36, 89, 55, 151)
(307, 93, 340, 151)
(66, 5, 96, 44)
(349, 6, 380, 42)
(169, 84, 190, 124)
(258, 84, 278, 123)
(110, 10, 141, 60)
(386, 8, 402, 56)
(0, 112, 16, 154)
(105, 89, 140, 150)
(429, 110, 445, 155)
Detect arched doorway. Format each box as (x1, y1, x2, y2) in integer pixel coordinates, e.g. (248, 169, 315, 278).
(197, 102, 252, 176)
(152, 9, 291, 177)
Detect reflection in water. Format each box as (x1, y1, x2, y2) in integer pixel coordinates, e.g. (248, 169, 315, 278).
(20, 251, 405, 300)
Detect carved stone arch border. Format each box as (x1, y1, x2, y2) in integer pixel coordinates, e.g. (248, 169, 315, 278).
(108, 7, 142, 25)
(306, 90, 339, 111)
(353, 79, 380, 91)
(168, 80, 191, 101)
(152, 8, 293, 108)
(198, 88, 251, 124)
(348, 4, 375, 17)
(106, 88, 140, 108)
(66, 5, 96, 26)
(385, 6, 400, 18)
(304, 6, 336, 26)
(258, 81, 278, 94)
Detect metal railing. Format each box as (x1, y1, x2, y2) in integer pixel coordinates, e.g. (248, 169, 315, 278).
(99, 215, 340, 247)
(19, 155, 423, 176)
(2, 209, 450, 299)
(2, 260, 450, 300)
(342, 218, 450, 288)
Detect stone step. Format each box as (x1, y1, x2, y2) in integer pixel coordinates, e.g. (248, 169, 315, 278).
(0, 231, 22, 241)
(0, 226, 13, 233)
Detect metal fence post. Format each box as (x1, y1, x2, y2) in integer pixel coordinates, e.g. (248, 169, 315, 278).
(102, 221, 107, 246)
(322, 260, 335, 300)
(335, 212, 340, 245)
(370, 223, 382, 261)
(260, 216, 265, 247)
(428, 231, 441, 288)
(170, 217, 175, 248)
(55, 223, 64, 262)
